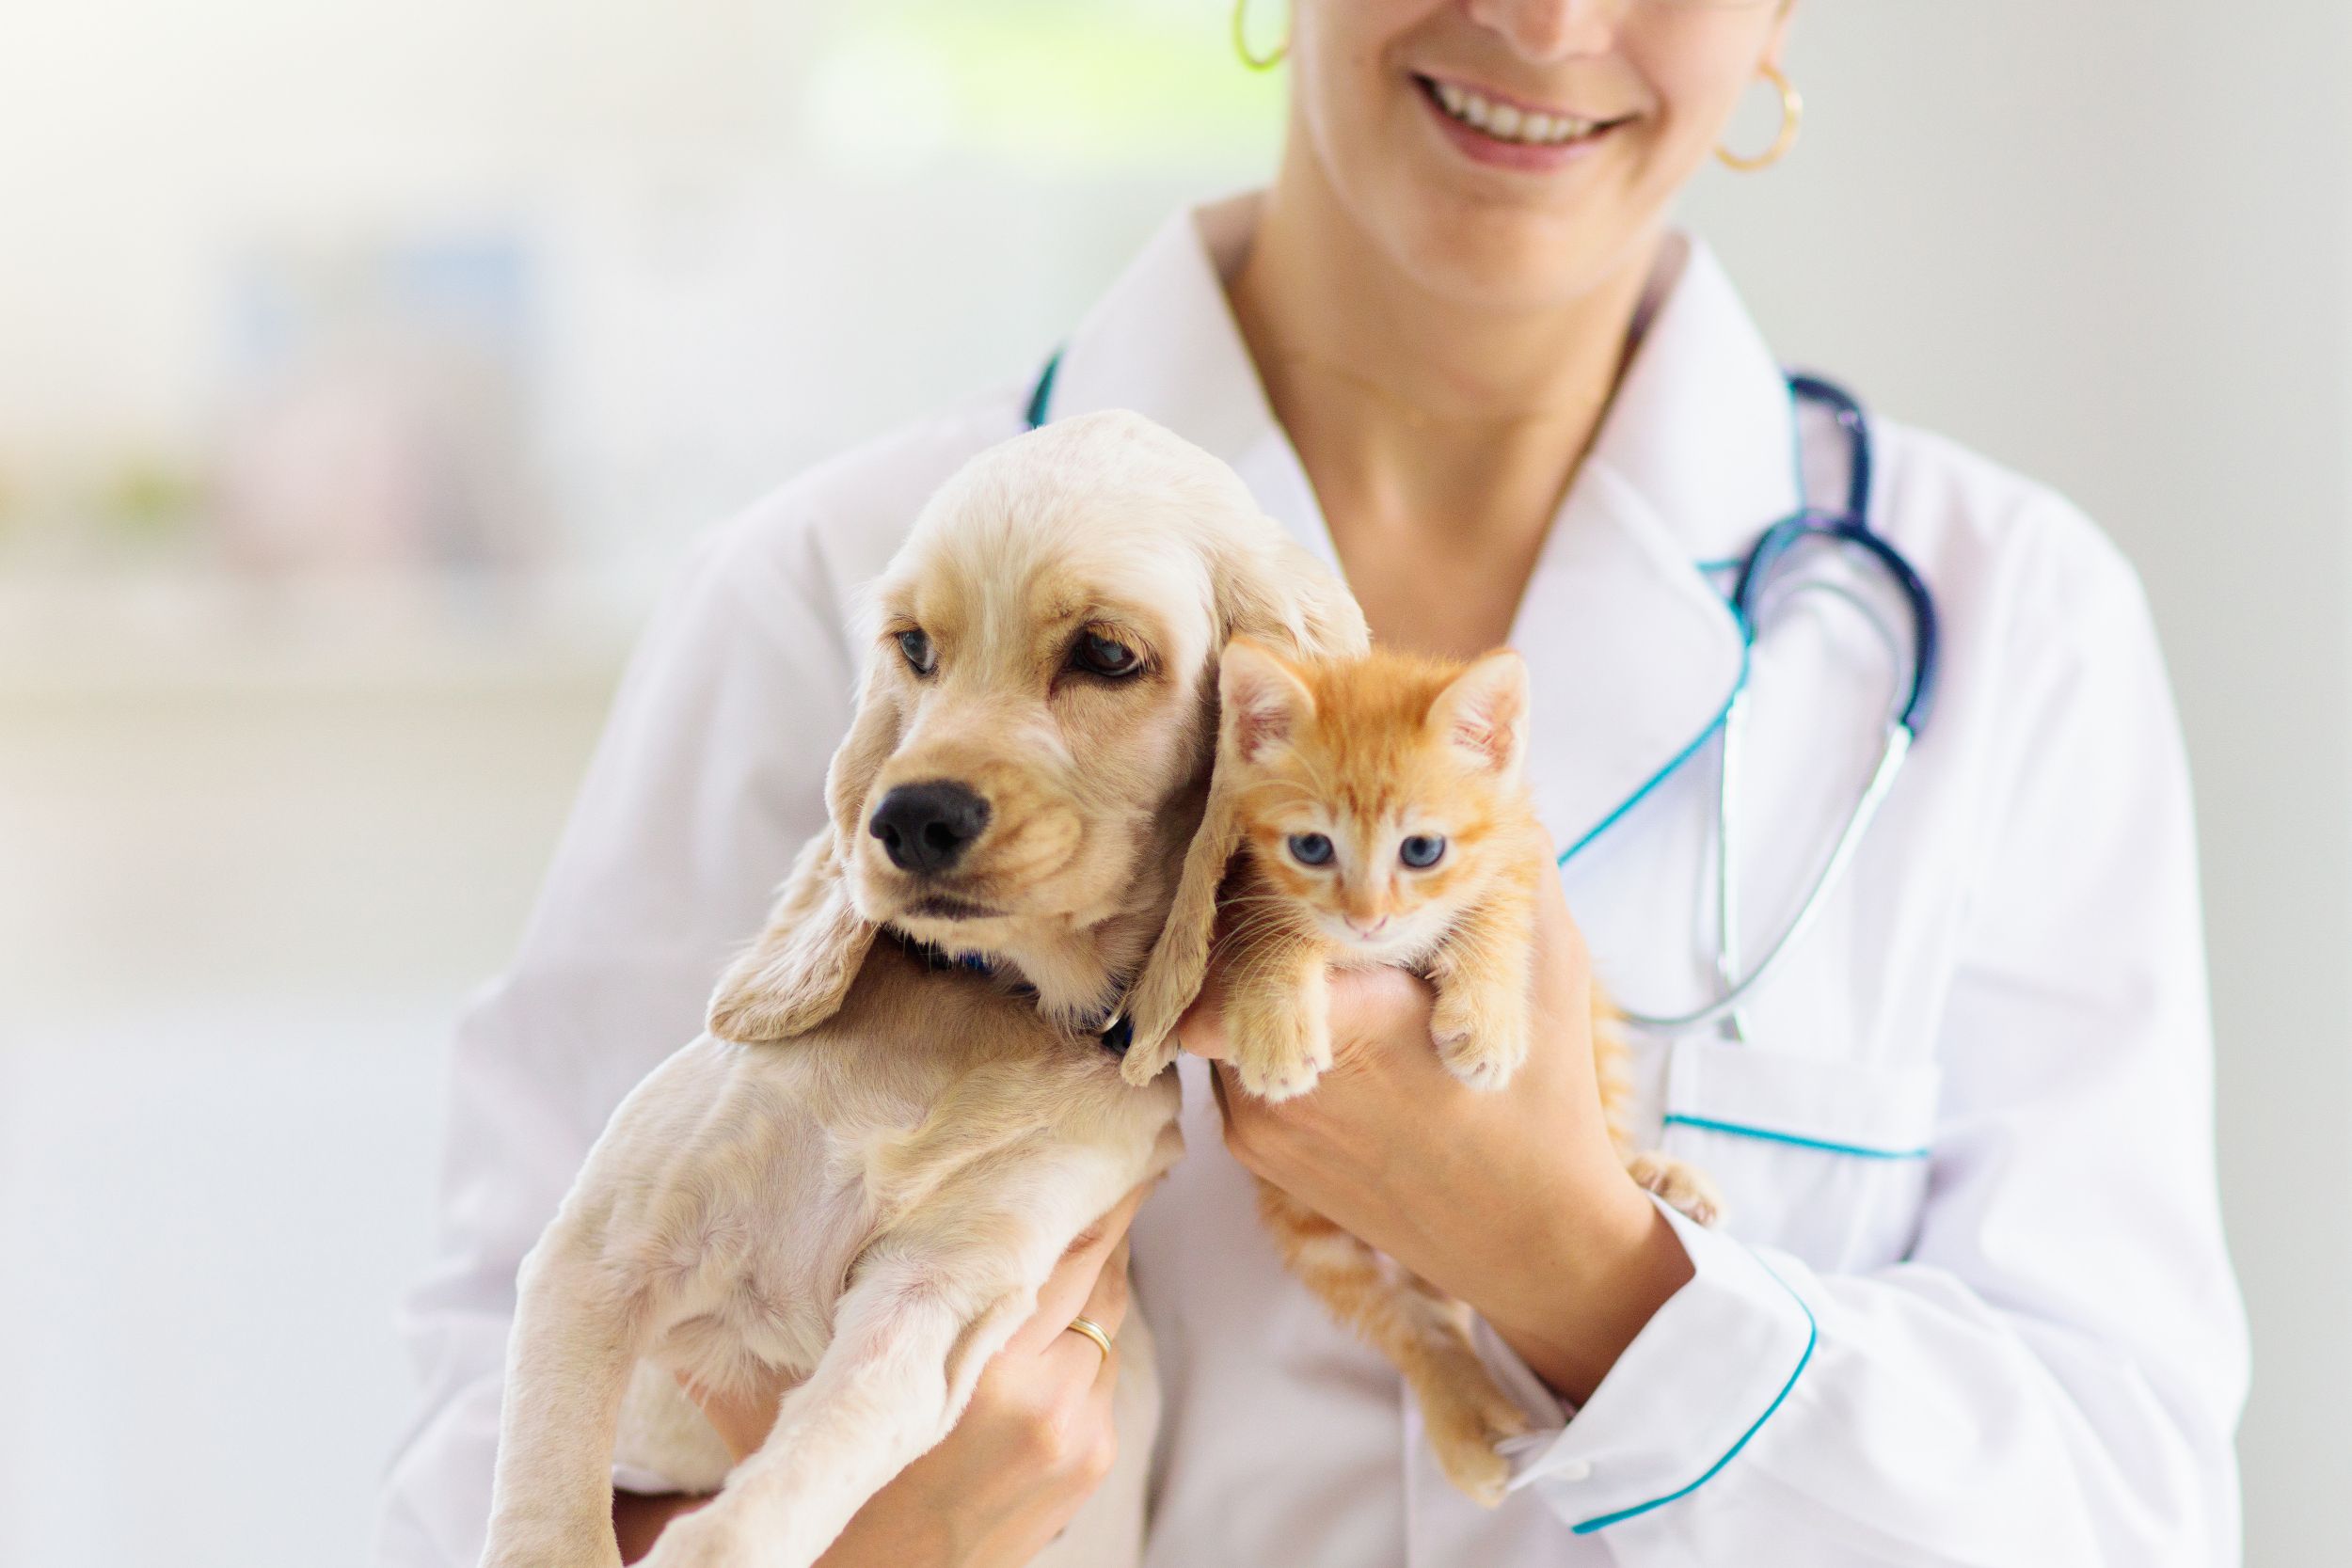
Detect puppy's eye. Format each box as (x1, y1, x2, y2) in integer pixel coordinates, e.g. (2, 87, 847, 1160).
(1287, 832, 1334, 866)
(1399, 834, 1446, 868)
(898, 628, 935, 674)
(1069, 630, 1144, 679)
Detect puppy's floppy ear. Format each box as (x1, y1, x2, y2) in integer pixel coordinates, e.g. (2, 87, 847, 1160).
(1213, 535, 1372, 664)
(1120, 638, 1324, 1085)
(706, 660, 898, 1043)
(1122, 519, 1366, 1084)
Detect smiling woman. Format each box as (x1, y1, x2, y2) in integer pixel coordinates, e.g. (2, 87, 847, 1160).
(378, 3, 2252, 1566)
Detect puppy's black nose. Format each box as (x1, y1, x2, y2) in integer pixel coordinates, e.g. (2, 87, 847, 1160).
(869, 782, 991, 876)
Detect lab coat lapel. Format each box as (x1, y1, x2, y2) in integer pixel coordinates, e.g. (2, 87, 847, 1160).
(1510, 240, 1802, 857)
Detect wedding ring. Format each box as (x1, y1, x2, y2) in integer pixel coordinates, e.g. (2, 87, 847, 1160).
(1063, 1315, 1114, 1363)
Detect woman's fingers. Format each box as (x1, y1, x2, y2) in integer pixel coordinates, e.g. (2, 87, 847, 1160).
(1006, 1181, 1151, 1357)
(1173, 956, 1232, 1061)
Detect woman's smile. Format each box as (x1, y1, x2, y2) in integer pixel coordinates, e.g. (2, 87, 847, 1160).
(1411, 70, 1632, 172)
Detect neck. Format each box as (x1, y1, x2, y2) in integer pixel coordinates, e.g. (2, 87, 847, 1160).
(1228, 149, 1663, 553)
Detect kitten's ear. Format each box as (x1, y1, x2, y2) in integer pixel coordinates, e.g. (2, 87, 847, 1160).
(707, 657, 897, 1043)
(1430, 650, 1530, 777)
(1219, 637, 1316, 765)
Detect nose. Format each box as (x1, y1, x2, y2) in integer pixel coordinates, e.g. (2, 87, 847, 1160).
(869, 781, 992, 876)
(1347, 913, 1390, 939)
(1462, 0, 1617, 61)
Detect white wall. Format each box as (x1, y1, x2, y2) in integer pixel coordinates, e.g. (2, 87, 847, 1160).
(1684, 5, 2352, 1560)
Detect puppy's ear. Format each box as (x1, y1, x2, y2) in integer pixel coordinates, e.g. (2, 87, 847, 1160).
(1124, 527, 1364, 1084)
(1121, 640, 1306, 1083)
(1214, 536, 1371, 664)
(707, 661, 898, 1043)
(707, 829, 877, 1043)
(1121, 774, 1236, 1084)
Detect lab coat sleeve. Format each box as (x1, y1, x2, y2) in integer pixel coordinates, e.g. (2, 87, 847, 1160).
(371, 518, 857, 1568)
(1502, 518, 2248, 1564)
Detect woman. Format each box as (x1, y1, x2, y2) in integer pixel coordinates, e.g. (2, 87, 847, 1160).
(378, 2, 2248, 1563)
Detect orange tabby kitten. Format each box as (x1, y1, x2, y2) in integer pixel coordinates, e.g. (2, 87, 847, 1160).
(1187, 638, 1722, 1505)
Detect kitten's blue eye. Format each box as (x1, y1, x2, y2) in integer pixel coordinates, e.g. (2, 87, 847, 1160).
(898, 628, 935, 674)
(1400, 834, 1446, 868)
(1287, 832, 1334, 866)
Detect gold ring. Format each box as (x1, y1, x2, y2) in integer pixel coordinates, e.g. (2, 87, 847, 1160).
(1064, 1315, 1113, 1362)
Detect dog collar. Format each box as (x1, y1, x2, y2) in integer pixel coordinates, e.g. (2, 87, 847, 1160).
(888, 930, 1132, 1056)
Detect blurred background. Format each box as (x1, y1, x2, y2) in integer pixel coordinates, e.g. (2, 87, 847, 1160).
(2, 2, 2344, 1563)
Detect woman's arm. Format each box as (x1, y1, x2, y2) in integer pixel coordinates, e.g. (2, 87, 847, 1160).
(1190, 545, 2246, 1562)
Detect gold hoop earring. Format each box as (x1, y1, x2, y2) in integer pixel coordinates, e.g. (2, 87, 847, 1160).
(1716, 62, 1804, 172)
(1232, 0, 1288, 71)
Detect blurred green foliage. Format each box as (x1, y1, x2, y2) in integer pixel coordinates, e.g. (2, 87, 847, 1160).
(838, 0, 1284, 170)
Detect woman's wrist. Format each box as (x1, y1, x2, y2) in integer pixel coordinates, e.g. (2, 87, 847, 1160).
(1474, 1164, 1695, 1406)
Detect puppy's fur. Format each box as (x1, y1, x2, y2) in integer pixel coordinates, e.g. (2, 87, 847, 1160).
(480, 411, 1367, 1568)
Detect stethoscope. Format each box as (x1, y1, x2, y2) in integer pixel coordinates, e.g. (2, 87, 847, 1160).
(1025, 358, 1938, 1043)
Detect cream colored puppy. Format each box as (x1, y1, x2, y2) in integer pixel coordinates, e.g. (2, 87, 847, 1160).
(480, 411, 1367, 1568)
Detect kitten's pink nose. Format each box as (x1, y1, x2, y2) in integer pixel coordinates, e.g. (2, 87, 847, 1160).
(1347, 915, 1390, 938)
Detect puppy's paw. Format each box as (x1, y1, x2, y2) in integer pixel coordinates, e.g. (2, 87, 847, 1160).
(640, 1501, 760, 1568)
(1430, 988, 1527, 1093)
(1628, 1151, 1726, 1227)
(1421, 1376, 1534, 1509)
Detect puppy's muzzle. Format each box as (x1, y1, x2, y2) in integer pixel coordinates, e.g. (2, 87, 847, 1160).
(869, 781, 992, 876)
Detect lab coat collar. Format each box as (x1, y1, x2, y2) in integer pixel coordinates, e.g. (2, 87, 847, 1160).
(1046, 197, 1799, 859)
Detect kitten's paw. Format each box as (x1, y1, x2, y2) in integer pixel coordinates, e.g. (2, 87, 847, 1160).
(1421, 1376, 1535, 1509)
(1429, 990, 1527, 1092)
(1234, 1047, 1326, 1102)
(1628, 1151, 1726, 1227)
(1229, 1008, 1331, 1102)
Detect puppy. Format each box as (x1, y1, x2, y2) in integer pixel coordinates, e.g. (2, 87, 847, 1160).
(479, 410, 1367, 1568)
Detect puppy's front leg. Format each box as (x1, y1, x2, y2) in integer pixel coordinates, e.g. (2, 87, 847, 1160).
(482, 1227, 655, 1568)
(644, 1259, 1032, 1568)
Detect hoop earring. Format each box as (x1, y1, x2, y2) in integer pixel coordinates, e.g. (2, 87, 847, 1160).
(1232, 0, 1288, 71)
(1716, 63, 1803, 172)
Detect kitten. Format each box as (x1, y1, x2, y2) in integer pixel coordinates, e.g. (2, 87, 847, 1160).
(1200, 637, 1722, 1505)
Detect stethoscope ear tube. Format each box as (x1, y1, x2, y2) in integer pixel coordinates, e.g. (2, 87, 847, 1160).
(1615, 723, 1914, 1036)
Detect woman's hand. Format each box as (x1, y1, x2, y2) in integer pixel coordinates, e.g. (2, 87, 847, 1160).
(673, 1181, 1150, 1568)
(1183, 863, 1692, 1404)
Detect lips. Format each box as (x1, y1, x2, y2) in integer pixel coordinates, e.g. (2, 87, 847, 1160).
(1412, 71, 1631, 167)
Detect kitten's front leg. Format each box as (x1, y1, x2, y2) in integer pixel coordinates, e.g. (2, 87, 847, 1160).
(1221, 915, 1332, 1103)
(1424, 893, 1534, 1092)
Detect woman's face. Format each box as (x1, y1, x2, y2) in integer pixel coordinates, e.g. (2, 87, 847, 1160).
(1287, 0, 1793, 307)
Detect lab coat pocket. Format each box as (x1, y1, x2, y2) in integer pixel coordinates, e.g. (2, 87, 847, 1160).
(1654, 1037, 1941, 1275)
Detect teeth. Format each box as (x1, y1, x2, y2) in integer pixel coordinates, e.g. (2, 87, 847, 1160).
(1427, 79, 1597, 146)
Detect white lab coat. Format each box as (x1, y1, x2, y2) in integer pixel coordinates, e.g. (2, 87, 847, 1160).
(376, 197, 2247, 1567)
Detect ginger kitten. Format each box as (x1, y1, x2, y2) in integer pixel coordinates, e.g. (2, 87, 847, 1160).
(1201, 638, 1721, 1504)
